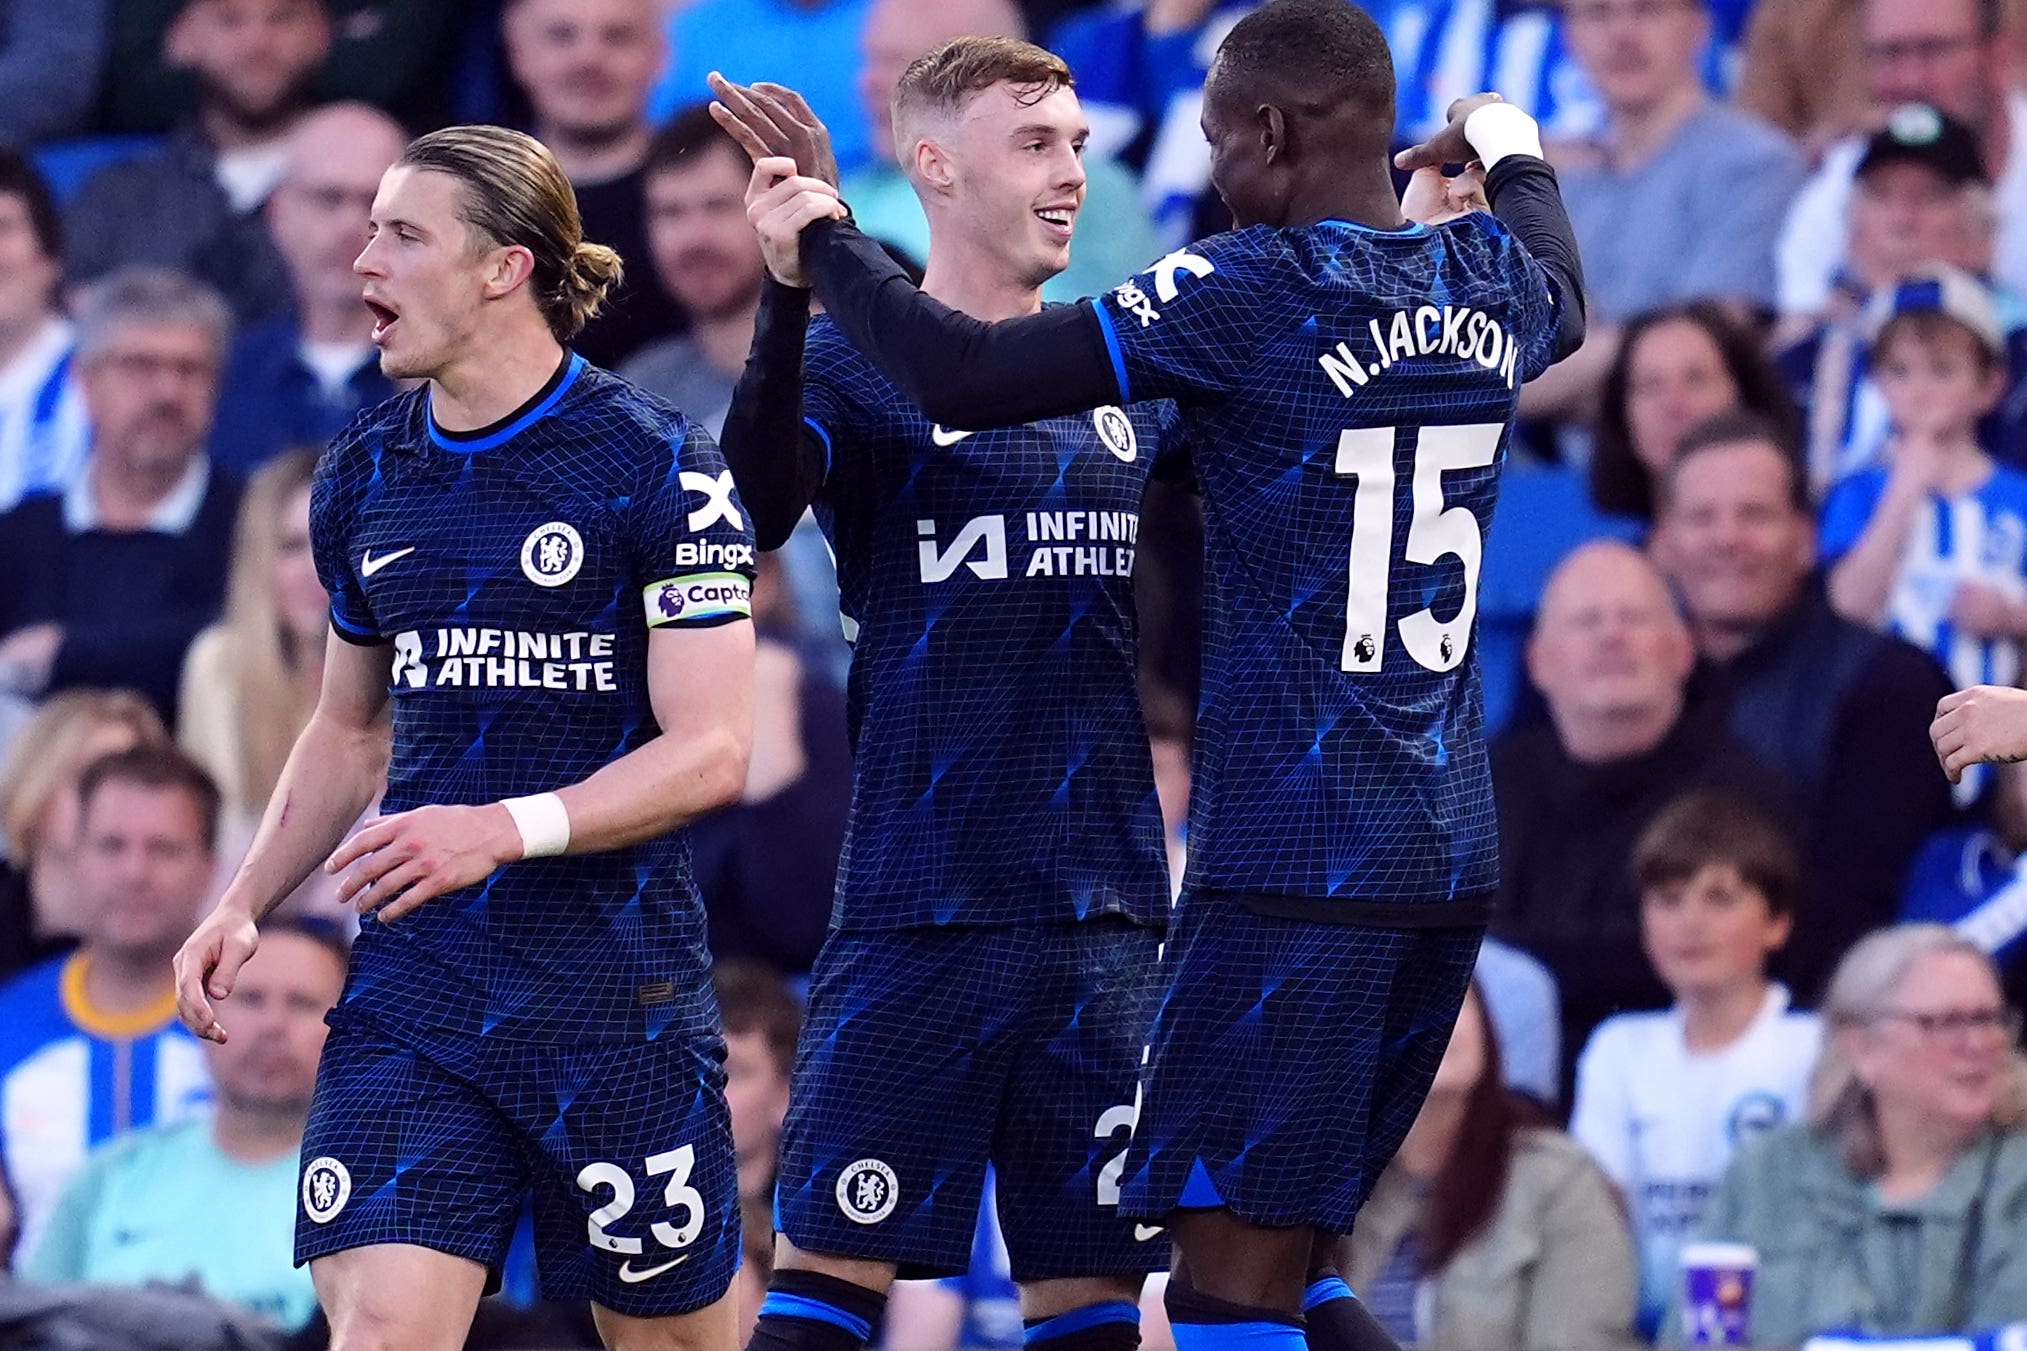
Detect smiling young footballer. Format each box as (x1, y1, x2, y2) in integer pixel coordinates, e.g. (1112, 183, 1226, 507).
(707, 39, 1182, 1351)
(173, 126, 757, 1351)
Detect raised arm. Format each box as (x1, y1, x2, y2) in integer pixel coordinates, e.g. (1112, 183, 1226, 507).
(720, 278, 830, 551)
(1398, 95, 1589, 366)
(800, 221, 1121, 428)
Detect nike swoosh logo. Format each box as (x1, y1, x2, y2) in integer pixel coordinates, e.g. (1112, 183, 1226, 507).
(618, 1253, 691, 1283)
(1135, 1224, 1164, 1242)
(361, 546, 416, 577)
(929, 425, 976, 446)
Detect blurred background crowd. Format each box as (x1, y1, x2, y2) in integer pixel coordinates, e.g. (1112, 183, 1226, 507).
(3, 0, 2027, 1347)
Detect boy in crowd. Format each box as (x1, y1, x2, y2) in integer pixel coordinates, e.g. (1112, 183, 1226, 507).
(1825, 266, 2027, 798)
(1570, 792, 1821, 1337)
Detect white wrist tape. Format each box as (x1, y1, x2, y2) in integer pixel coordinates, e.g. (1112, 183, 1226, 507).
(1463, 102, 1545, 171)
(502, 792, 571, 859)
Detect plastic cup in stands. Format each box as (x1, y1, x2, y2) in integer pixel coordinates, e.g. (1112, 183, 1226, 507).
(1680, 1242, 1757, 1346)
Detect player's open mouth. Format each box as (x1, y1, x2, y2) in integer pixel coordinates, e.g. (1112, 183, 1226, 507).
(1035, 207, 1076, 239)
(365, 297, 400, 343)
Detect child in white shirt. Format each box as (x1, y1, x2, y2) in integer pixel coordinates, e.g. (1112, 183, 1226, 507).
(1571, 791, 1823, 1336)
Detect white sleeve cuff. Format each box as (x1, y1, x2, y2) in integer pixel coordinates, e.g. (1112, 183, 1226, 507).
(1463, 102, 1545, 171)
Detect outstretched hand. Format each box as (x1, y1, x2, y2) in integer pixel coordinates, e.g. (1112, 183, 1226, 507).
(708, 73, 841, 188)
(1395, 92, 1505, 173)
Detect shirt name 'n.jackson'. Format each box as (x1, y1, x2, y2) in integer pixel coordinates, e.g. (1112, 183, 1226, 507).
(1319, 304, 1522, 396)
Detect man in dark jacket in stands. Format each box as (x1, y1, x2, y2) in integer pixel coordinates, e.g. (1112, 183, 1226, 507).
(1491, 540, 1796, 1089)
(0, 268, 240, 725)
(65, 0, 329, 324)
(1650, 409, 1958, 998)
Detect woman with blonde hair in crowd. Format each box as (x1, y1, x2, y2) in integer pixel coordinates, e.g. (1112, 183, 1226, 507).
(0, 690, 168, 978)
(1682, 925, 2027, 1344)
(176, 448, 328, 849)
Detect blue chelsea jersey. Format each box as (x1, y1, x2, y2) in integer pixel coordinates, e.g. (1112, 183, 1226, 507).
(1093, 218, 1563, 910)
(310, 354, 757, 1042)
(801, 317, 1180, 930)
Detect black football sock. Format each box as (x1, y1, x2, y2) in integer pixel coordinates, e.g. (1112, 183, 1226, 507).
(1301, 1275, 1401, 1351)
(745, 1268, 889, 1351)
(1024, 1298, 1142, 1351)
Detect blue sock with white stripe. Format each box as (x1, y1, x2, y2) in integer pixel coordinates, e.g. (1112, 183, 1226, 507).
(1166, 1277, 1307, 1351)
(1024, 1299, 1142, 1351)
(749, 1269, 888, 1351)
(1302, 1275, 1400, 1351)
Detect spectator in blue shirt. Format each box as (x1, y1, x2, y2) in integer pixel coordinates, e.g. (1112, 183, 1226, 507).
(25, 917, 346, 1332)
(0, 746, 219, 1265)
(1559, 0, 1805, 322)
(208, 104, 404, 479)
(1823, 268, 2027, 719)
(1518, 0, 1807, 434)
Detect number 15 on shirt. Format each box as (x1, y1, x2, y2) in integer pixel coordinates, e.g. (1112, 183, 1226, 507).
(1336, 422, 1501, 675)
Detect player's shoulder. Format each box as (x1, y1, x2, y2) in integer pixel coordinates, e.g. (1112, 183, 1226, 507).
(803, 314, 882, 389)
(324, 384, 427, 469)
(1148, 225, 1292, 285)
(1103, 227, 1307, 341)
(1427, 209, 1550, 288)
(564, 361, 700, 452)
(529, 361, 731, 498)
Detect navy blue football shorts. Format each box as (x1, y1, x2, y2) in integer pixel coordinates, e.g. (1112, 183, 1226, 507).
(295, 1007, 740, 1317)
(774, 918, 1165, 1281)
(1117, 892, 1483, 1234)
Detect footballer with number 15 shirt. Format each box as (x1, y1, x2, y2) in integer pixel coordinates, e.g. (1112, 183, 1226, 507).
(174, 126, 758, 1351)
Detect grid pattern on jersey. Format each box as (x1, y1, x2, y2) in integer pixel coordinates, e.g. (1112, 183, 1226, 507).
(310, 359, 756, 1042)
(297, 1011, 740, 1316)
(799, 319, 1175, 929)
(1097, 217, 1561, 906)
(1115, 895, 1482, 1232)
(774, 921, 1166, 1280)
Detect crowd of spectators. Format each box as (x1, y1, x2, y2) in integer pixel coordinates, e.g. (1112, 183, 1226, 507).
(4, 0, 2027, 1345)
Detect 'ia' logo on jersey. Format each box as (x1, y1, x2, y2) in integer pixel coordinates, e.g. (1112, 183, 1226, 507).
(917, 516, 1008, 582)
